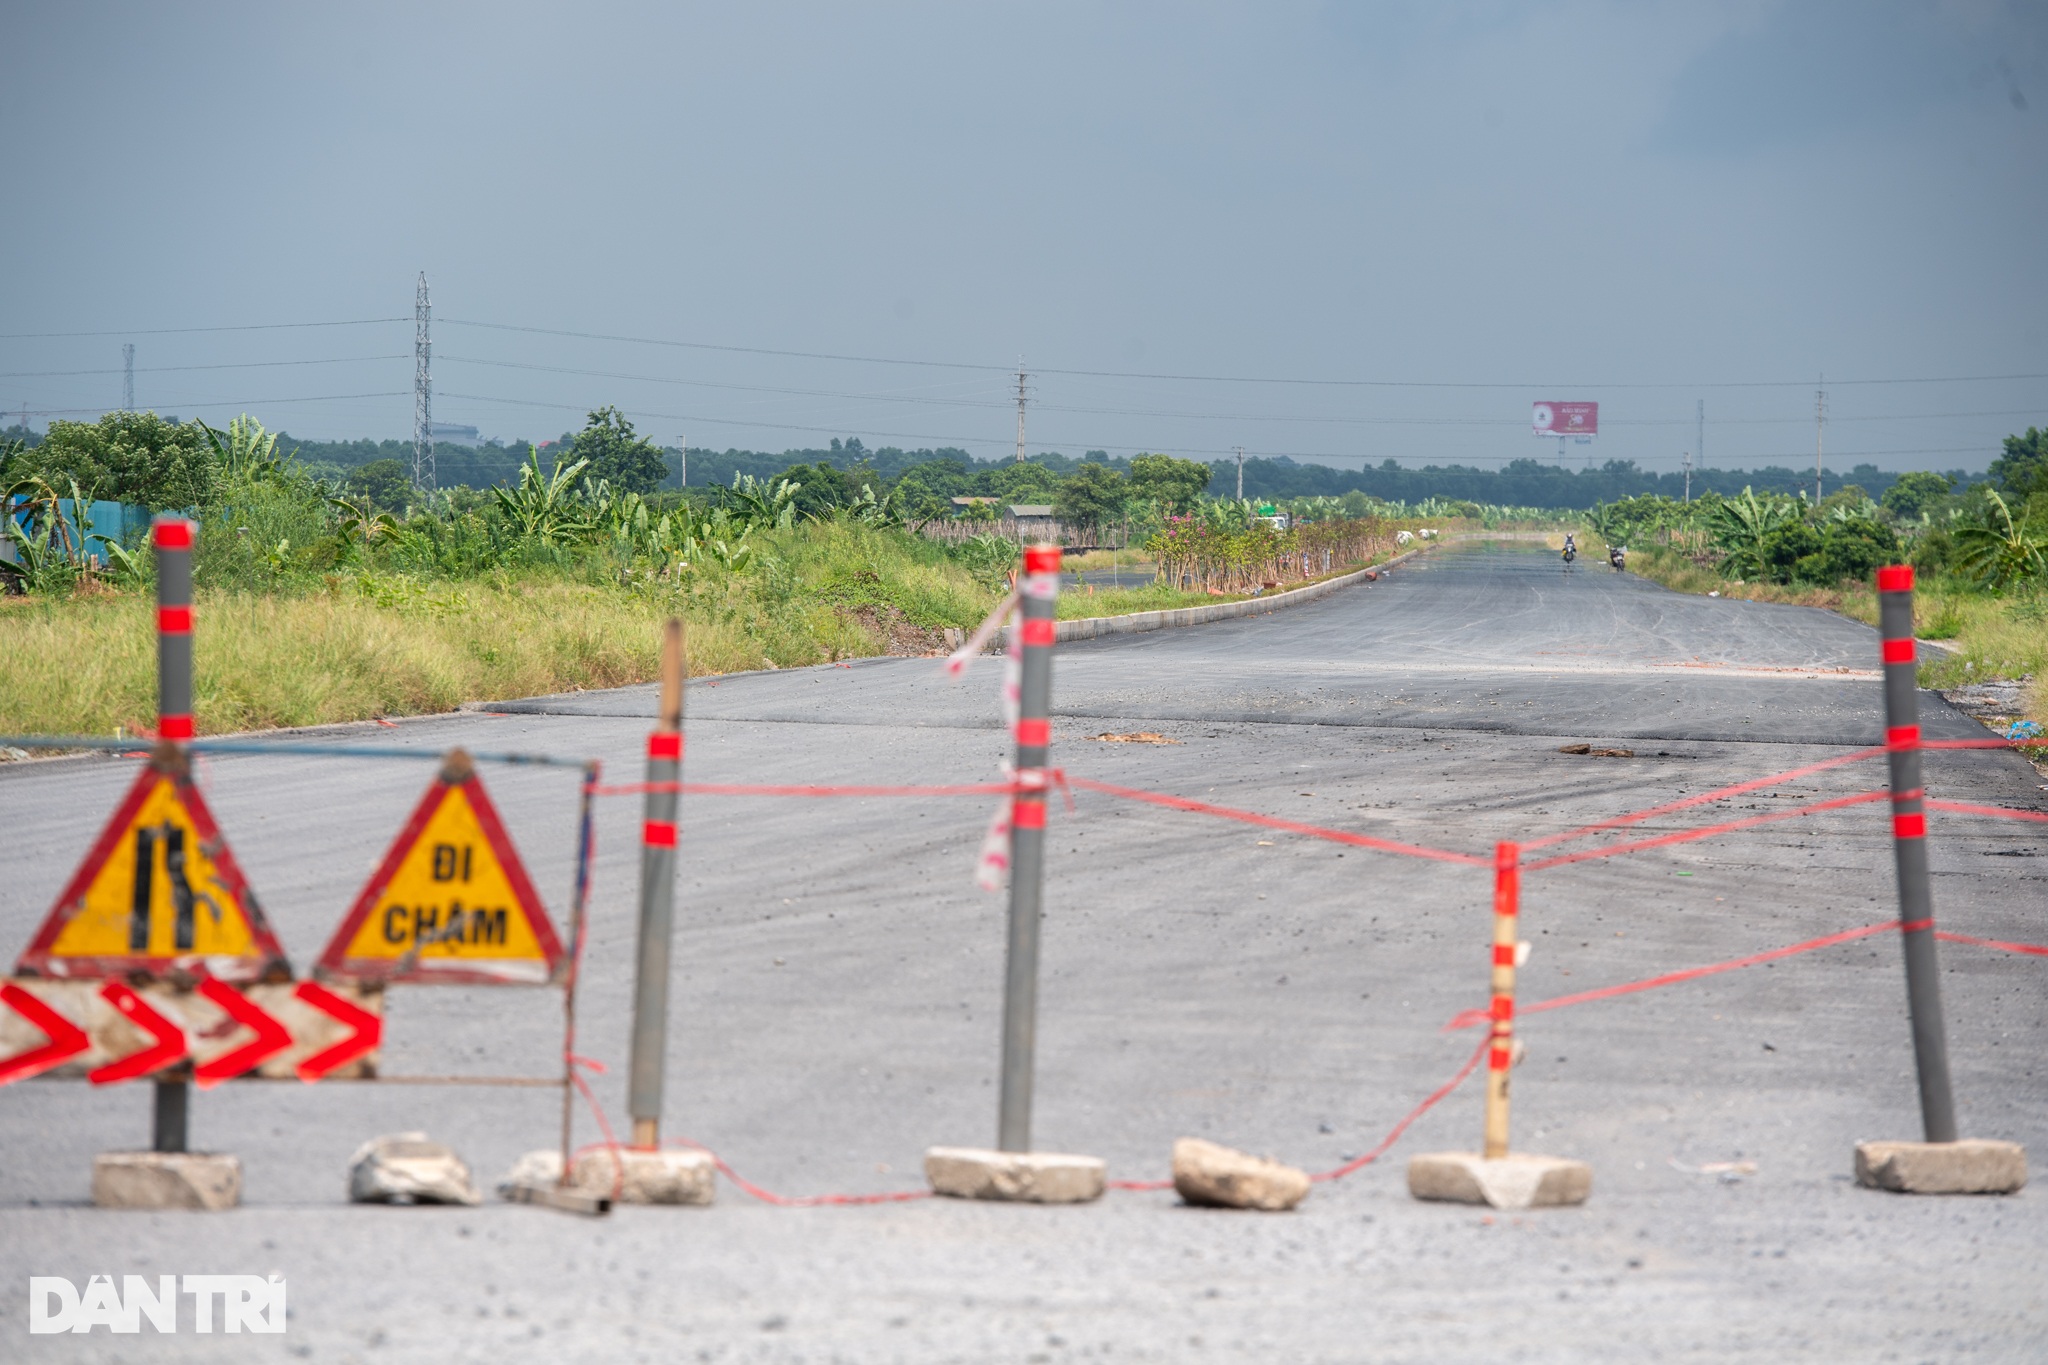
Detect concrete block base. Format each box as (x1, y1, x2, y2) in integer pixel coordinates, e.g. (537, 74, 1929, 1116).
(92, 1152, 242, 1211)
(924, 1146, 1105, 1203)
(500, 1148, 715, 1205)
(1855, 1140, 2027, 1195)
(1407, 1152, 1591, 1209)
(1171, 1137, 1310, 1211)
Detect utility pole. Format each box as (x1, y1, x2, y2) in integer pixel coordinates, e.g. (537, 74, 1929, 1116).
(1814, 375, 1826, 505)
(1696, 398, 1705, 477)
(1682, 450, 1693, 503)
(1235, 446, 1245, 500)
(678, 433, 687, 489)
(413, 273, 434, 492)
(1014, 363, 1028, 463)
(122, 344, 135, 412)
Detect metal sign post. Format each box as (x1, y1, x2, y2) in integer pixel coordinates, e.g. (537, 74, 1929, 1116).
(1874, 566, 1957, 1142)
(152, 515, 195, 1154)
(628, 620, 686, 1149)
(997, 546, 1061, 1153)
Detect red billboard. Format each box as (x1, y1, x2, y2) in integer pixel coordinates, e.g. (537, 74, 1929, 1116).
(1531, 401, 1598, 437)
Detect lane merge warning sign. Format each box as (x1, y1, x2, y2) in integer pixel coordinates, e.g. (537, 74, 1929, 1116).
(15, 745, 290, 983)
(317, 749, 564, 985)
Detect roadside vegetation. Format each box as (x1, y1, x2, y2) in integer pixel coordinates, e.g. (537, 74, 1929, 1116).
(1572, 427, 2048, 731)
(0, 410, 1521, 739)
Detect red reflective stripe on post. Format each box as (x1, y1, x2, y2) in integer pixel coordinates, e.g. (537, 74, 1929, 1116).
(1012, 799, 1046, 829)
(1887, 725, 1920, 749)
(1893, 812, 1927, 840)
(1020, 618, 1055, 647)
(1876, 565, 1914, 593)
(1492, 944, 1516, 967)
(1024, 545, 1062, 574)
(642, 820, 677, 847)
(647, 732, 681, 761)
(1014, 718, 1051, 746)
(1882, 638, 1915, 665)
(157, 605, 192, 634)
(158, 714, 194, 740)
(1488, 1046, 1513, 1071)
(152, 520, 193, 551)
(1489, 996, 1512, 1022)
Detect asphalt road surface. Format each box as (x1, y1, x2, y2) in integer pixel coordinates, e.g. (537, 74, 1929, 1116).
(3, 540, 2043, 1363)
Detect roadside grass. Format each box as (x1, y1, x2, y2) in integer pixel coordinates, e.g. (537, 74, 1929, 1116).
(2, 520, 1497, 741)
(1619, 542, 2045, 730)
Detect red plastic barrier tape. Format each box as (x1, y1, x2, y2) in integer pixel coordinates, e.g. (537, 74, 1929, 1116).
(1065, 775, 1489, 866)
(1442, 920, 1905, 1032)
(1523, 747, 1887, 852)
(1524, 789, 1890, 872)
(1936, 930, 2048, 959)
(594, 779, 1024, 799)
(1926, 799, 2048, 825)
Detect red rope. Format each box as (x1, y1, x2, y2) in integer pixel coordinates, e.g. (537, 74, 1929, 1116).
(1524, 789, 1890, 871)
(1310, 1034, 1491, 1182)
(593, 779, 1025, 799)
(1065, 775, 1489, 866)
(662, 1136, 934, 1207)
(1937, 930, 2048, 958)
(1103, 1034, 1493, 1193)
(1442, 919, 1907, 1031)
(1522, 746, 1887, 851)
(1926, 798, 2048, 824)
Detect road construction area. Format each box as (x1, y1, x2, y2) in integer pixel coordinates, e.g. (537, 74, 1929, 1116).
(3, 539, 2043, 1361)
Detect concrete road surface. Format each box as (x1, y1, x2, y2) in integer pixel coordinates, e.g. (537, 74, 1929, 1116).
(3, 540, 2042, 1362)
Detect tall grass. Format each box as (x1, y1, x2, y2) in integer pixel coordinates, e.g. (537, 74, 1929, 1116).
(1620, 544, 2045, 728)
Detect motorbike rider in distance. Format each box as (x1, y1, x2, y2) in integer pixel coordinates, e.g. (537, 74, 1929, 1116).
(1561, 534, 1577, 564)
(1609, 543, 1626, 572)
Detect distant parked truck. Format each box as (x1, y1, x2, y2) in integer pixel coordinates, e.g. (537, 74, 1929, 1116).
(1254, 503, 1290, 531)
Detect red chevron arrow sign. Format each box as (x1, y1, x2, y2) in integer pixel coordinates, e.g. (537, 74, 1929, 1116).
(0, 978, 382, 1085)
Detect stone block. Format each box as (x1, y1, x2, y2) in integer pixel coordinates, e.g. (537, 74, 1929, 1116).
(1171, 1138, 1309, 1211)
(1855, 1139, 2027, 1195)
(923, 1146, 1105, 1203)
(1406, 1151, 1591, 1209)
(499, 1148, 715, 1206)
(348, 1132, 480, 1206)
(92, 1152, 241, 1211)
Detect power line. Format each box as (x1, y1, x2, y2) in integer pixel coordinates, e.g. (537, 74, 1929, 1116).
(435, 353, 2044, 430)
(437, 316, 2048, 390)
(435, 389, 1995, 466)
(18, 390, 409, 418)
(0, 318, 407, 340)
(0, 354, 406, 379)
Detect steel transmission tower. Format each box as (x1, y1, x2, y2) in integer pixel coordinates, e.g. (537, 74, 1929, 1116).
(122, 344, 135, 411)
(413, 273, 434, 491)
(1813, 376, 1826, 504)
(1014, 363, 1028, 463)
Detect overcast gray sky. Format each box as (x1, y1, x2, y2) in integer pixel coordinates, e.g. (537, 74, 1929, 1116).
(2, 1, 2043, 475)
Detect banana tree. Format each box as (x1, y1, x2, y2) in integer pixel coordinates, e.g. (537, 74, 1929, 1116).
(1705, 486, 1801, 578)
(1953, 489, 2046, 589)
(493, 447, 593, 545)
(198, 414, 289, 483)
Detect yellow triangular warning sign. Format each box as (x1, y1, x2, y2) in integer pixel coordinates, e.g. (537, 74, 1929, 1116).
(16, 747, 290, 983)
(317, 751, 563, 985)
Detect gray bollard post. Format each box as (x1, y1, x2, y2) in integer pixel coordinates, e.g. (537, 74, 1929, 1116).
(152, 515, 196, 1154)
(997, 545, 1062, 1153)
(1875, 565, 1957, 1143)
(628, 619, 686, 1149)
